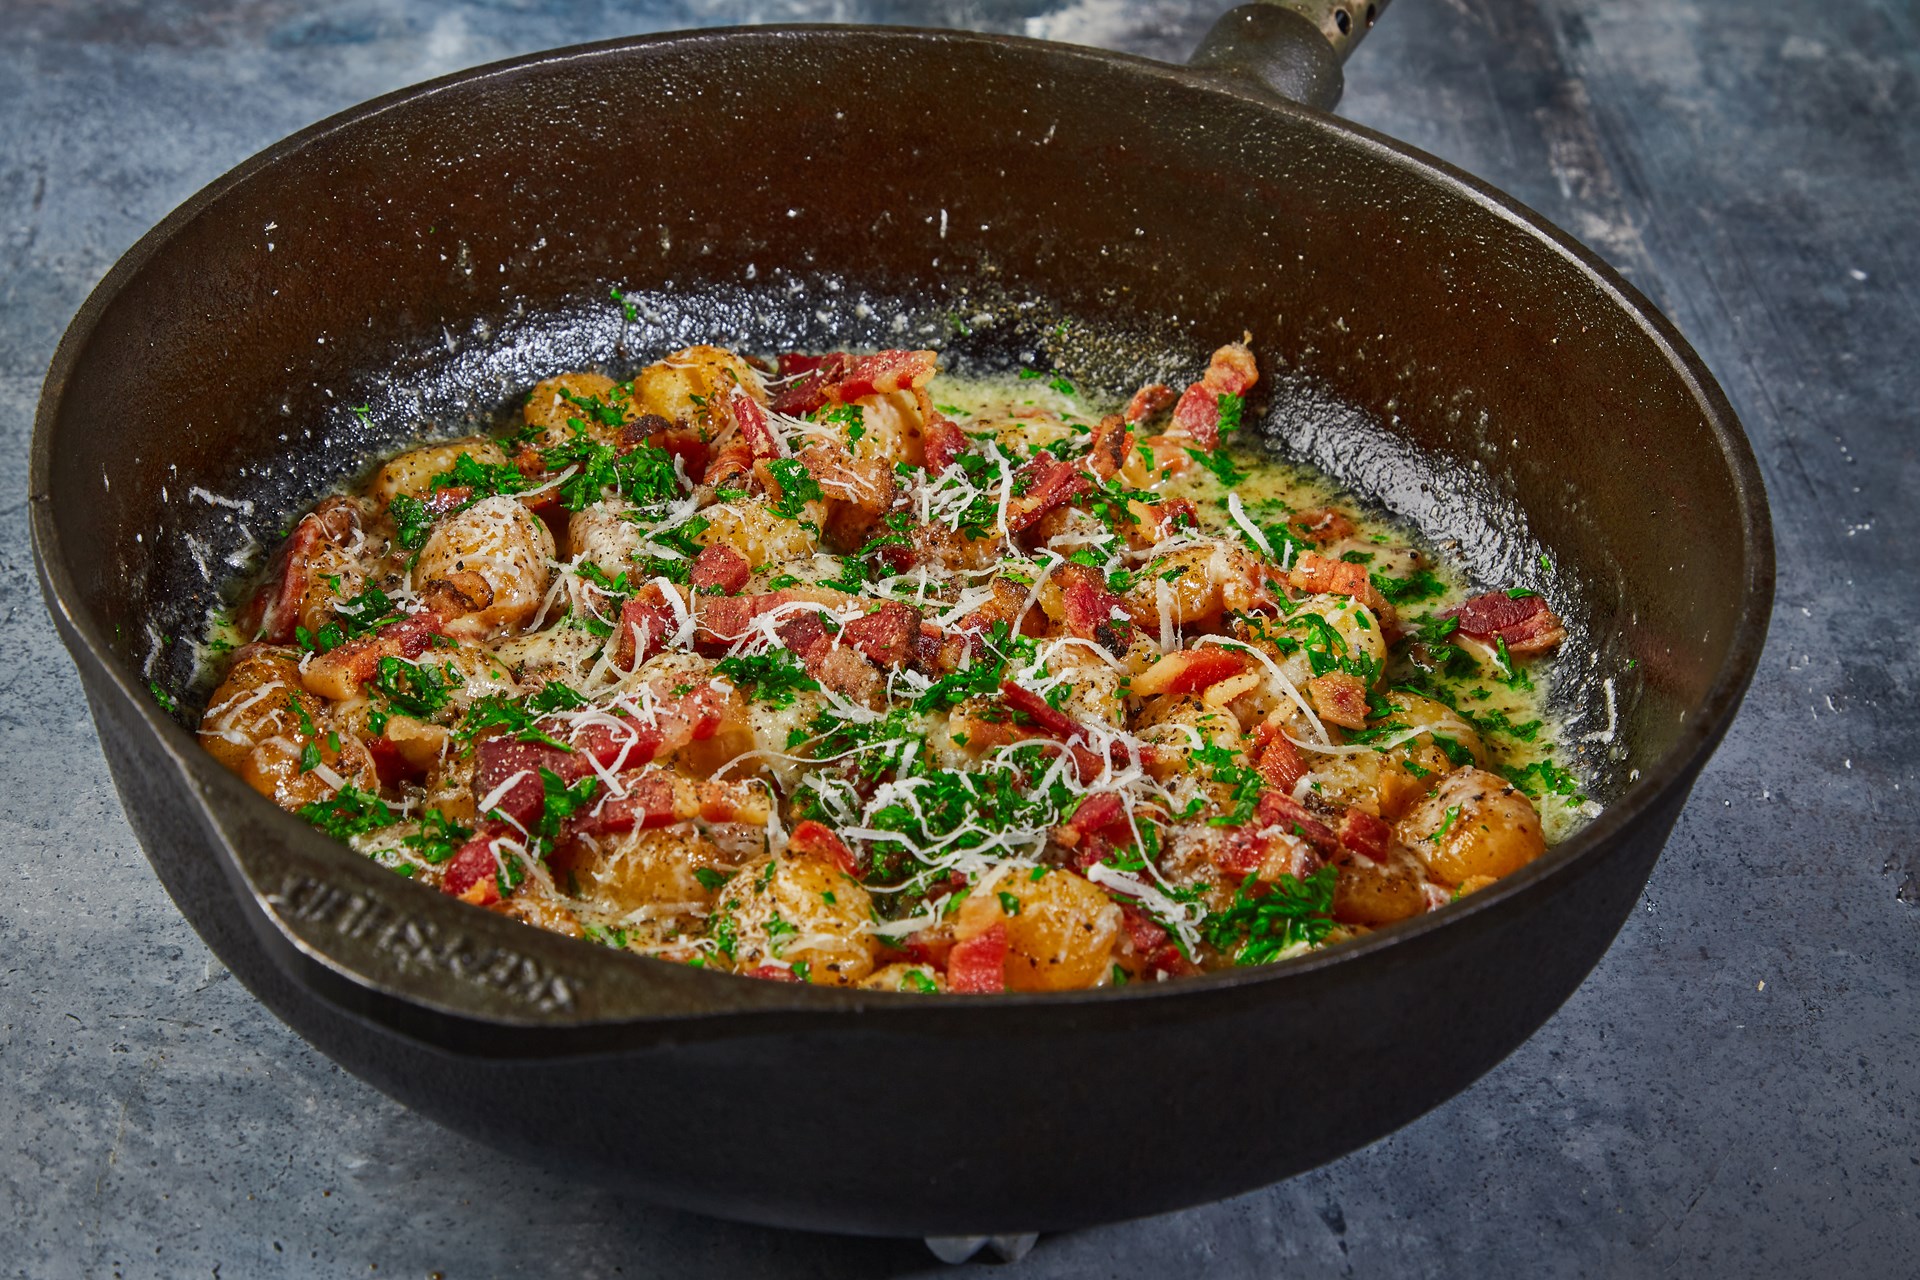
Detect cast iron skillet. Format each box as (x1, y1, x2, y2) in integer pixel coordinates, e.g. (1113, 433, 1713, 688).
(31, 1, 1771, 1238)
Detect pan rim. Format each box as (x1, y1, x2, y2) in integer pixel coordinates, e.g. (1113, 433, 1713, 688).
(30, 21, 1774, 1027)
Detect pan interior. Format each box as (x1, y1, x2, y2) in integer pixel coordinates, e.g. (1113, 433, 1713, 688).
(41, 28, 1757, 824)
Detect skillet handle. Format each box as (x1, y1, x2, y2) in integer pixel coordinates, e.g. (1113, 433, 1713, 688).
(1187, 0, 1391, 112)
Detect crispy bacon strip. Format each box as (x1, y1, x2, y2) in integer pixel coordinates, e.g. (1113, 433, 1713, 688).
(1056, 564, 1135, 656)
(1288, 550, 1391, 616)
(1255, 791, 1339, 857)
(769, 352, 854, 416)
(839, 602, 924, 669)
(1307, 672, 1370, 730)
(243, 497, 361, 644)
(1005, 457, 1092, 533)
(1170, 341, 1257, 449)
(614, 593, 681, 670)
(1083, 414, 1132, 481)
(689, 544, 751, 595)
(732, 391, 780, 459)
(923, 411, 967, 474)
(834, 349, 938, 401)
(442, 830, 507, 904)
(1057, 792, 1129, 848)
(1124, 382, 1178, 425)
(568, 772, 769, 840)
(945, 922, 1008, 994)
(300, 612, 444, 701)
(787, 819, 862, 877)
(1338, 807, 1393, 864)
(694, 587, 850, 649)
(1446, 591, 1567, 657)
(1131, 648, 1250, 698)
(999, 681, 1083, 741)
(1253, 731, 1308, 793)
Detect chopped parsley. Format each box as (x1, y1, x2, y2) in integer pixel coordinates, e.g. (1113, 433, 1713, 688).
(369, 657, 463, 723)
(1200, 867, 1337, 966)
(766, 458, 824, 520)
(1370, 568, 1447, 605)
(714, 650, 820, 708)
(387, 494, 435, 550)
(1503, 758, 1587, 804)
(1185, 445, 1249, 488)
(297, 786, 396, 839)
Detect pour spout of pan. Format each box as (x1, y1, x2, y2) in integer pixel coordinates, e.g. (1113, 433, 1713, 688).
(1186, 0, 1391, 112)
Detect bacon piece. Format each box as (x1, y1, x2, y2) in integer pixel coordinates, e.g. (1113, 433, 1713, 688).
(1083, 415, 1133, 482)
(1057, 792, 1131, 850)
(243, 498, 362, 644)
(1056, 563, 1136, 656)
(1213, 789, 1338, 877)
(774, 609, 834, 661)
(945, 922, 1008, 994)
(470, 738, 565, 828)
(1212, 829, 1270, 877)
(731, 391, 779, 460)
(787, 819, 861, 877)
(1005, 457, 1093, 533)
(999, 681, 1083, 741)
(1289, 507, 1357, 545)
(1119, 902, 1168, 954)
(766, 609, 886, 705)
(471, 696, 725, 831)
(694, 587, 850, 650)
(300, 611, 445, 701)
(1131, 648, 1250, 698)
(567, 771, 681, 839)
(1253, 791, 1339, 857)
(747, 964, 800, 983)
(1446, 591, 1567, 657)
(769, 352, 854, 416)
(1125, 382, 1178, 425)
(913, 624, 951, 673)
(989, 681, 1159, 774)
(1339, 807, 1393, 864)
(442, 830, 506, 904)
(793, 441, 898, 552)
(1142, 942, 1199, 979)
(814, 645, 887, 706)
(703, 437, 754, 493)
(423, 486, 474, 517)
(613, 595, 681, 671)
(1254, 732, 1307, 793)
(1170, 341, 1258, 449)
(840, 602, 923, 669)
(1307, 672, 1370, 730)
(1288, 550, 1390, 616)
(835, 349, 938, 401)
(689, 544, 751, 595)
(923, 411, 967, 474)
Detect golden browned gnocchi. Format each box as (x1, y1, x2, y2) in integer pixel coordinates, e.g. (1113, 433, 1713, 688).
(194, 337, 1590, 992)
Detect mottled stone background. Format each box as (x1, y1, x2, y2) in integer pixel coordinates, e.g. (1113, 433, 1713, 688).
(2, 1, 1915, 1276)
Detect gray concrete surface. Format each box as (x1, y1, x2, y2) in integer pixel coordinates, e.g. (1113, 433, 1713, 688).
(2, 1, 1915, 1276)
